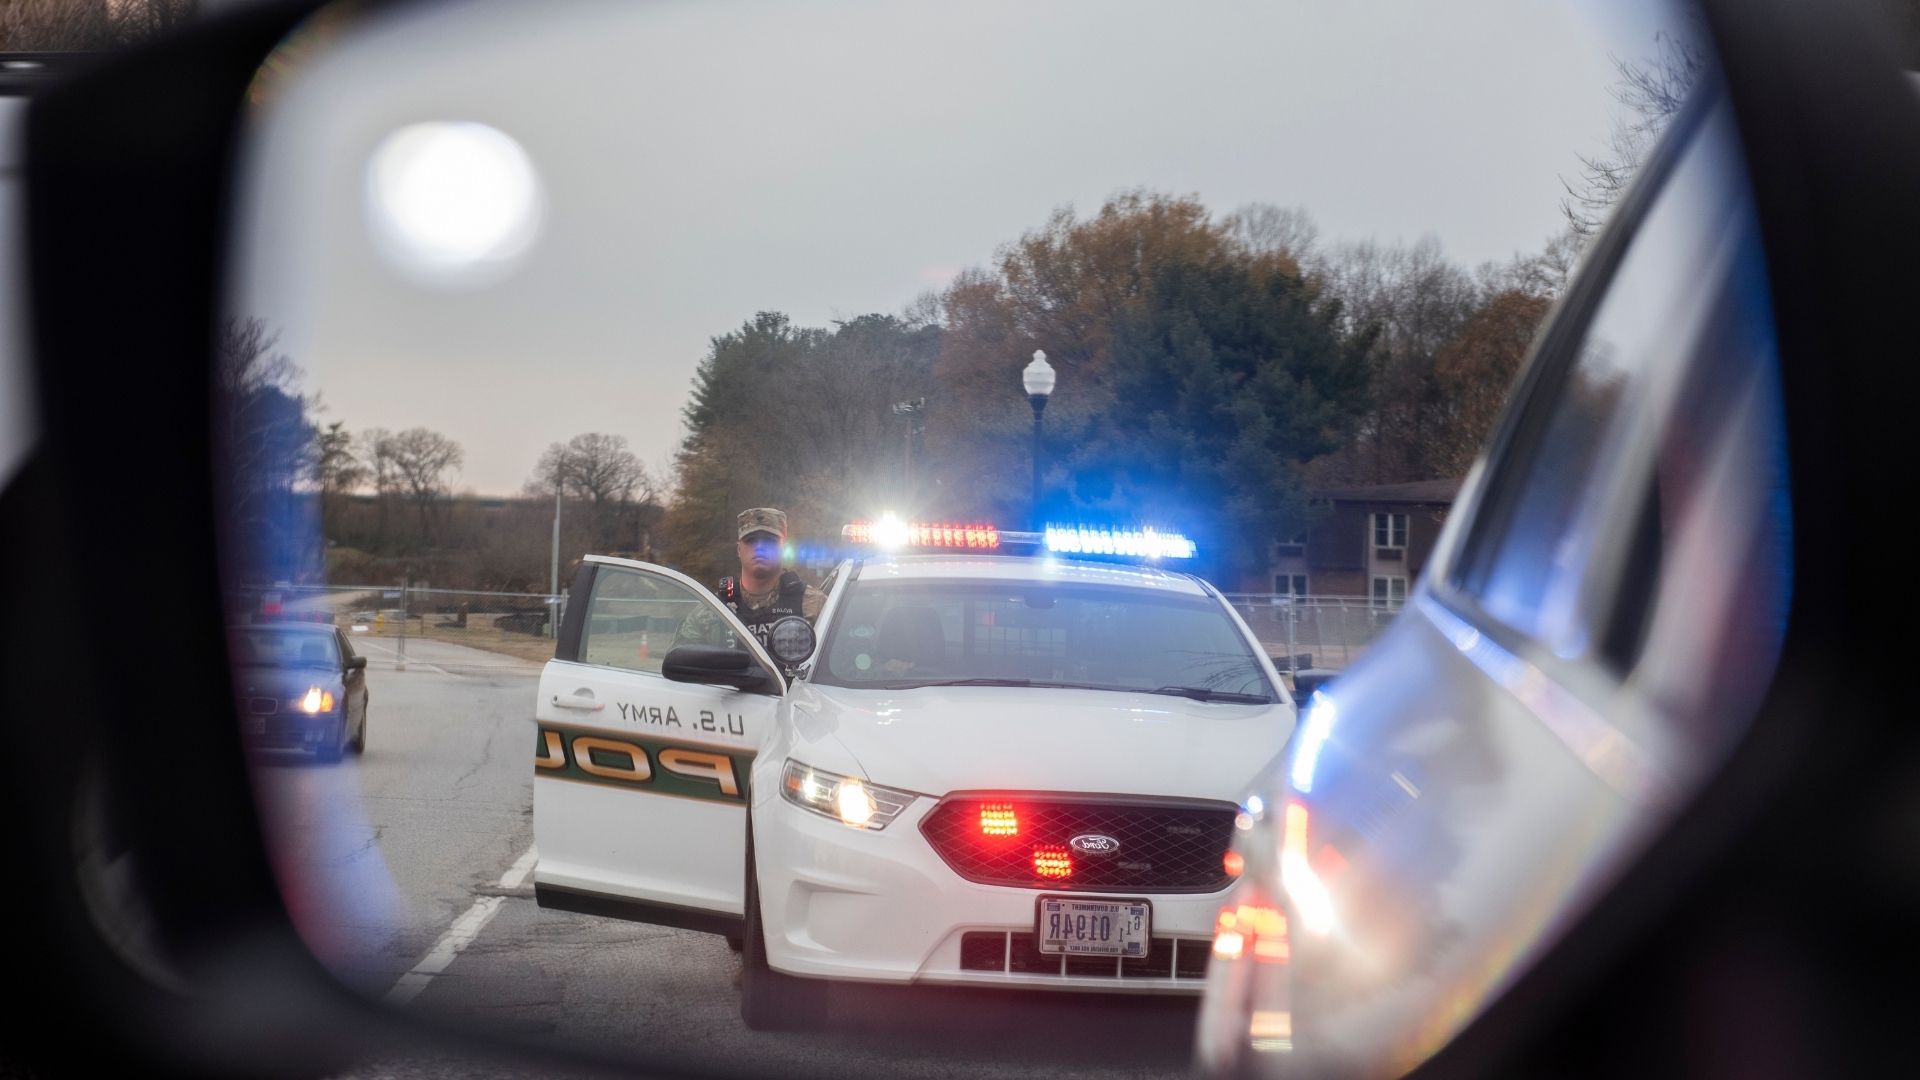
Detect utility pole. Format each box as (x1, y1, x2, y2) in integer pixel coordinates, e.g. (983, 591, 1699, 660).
(550, 489, 562, 639)
(1021, 351, 1055, 529)
(396, 573, 408, 672)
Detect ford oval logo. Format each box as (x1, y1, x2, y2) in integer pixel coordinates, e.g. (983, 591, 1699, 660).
(1069, 834, 1121, 856)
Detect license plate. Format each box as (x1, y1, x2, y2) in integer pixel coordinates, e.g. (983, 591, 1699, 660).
(242, 716, 266, 735)
(1036, 896, 1151, 957)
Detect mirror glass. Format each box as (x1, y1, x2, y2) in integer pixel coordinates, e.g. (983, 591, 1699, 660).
(217, 0, 1701, 1073)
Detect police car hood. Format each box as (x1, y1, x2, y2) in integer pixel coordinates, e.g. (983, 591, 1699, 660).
(793, 682, 1295, 799)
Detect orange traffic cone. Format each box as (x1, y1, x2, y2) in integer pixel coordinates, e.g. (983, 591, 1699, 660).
(638, 631, 649, 661)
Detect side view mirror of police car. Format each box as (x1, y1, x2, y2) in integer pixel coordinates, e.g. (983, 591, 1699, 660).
(765, 615, 817, 667)
(1291, 667, 1337, 700)
(661, 645, 777, 693)
(346, 656, 367, 671)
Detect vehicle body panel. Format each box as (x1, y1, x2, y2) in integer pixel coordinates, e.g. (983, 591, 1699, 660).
(750, 553, 1297, 994)
(533, 556, 786, 922)
(1198, 90, 1797, 1076)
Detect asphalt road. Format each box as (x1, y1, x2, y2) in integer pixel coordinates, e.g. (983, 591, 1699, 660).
(248, 635, 1202, 1080)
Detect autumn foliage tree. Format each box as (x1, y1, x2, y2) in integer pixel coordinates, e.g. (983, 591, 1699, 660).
(1429, 290, 1553, 476)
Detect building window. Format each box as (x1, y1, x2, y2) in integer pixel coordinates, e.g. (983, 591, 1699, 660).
(1372, 512, 1408, 550)
(1273, 574, 1307, 598)
(1371, 576, 1407, 608)
(1274, 532, 1307, 559)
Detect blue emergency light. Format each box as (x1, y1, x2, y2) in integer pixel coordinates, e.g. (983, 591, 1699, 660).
(1042, 524, 1197, 560)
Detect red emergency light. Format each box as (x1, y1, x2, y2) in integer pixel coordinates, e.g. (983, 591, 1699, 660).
(843, 518, 1000, 550)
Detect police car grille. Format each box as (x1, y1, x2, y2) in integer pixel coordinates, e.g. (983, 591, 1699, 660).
(959, 931, 1211, 980)
(919, 797, 1237, 893)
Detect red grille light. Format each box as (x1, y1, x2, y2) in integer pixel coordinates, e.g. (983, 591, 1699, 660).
(979, 802, 1019, 837)
(1032, 844, 1073, 879)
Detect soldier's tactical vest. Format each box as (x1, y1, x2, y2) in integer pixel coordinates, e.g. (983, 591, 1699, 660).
(718, 571, 807, 651)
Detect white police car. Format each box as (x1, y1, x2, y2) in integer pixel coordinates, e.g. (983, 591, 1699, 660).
(531, 519, 1298, 1029)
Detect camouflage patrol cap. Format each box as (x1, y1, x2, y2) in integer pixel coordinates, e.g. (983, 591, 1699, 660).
(737, 507, 788, 540)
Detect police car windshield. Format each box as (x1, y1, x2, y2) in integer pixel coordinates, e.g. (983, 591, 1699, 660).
(228, 628, 339, 669)
(813, 579, 1276, 703)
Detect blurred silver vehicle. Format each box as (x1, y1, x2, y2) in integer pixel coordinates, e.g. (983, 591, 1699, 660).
(1196, 3, 1919, 1074)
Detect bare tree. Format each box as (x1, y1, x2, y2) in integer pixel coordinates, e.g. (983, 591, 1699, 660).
(380, 428, 463, 545)
(1561, 28, 1707, 241)
(1221, 203, 1321, 265)
(528, 433, 655, 550)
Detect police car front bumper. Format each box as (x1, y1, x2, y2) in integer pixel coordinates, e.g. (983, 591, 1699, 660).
(753, 797, 1219, 994)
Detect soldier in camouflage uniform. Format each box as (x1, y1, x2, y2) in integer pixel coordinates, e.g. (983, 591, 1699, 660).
(675, 507, 825, 653)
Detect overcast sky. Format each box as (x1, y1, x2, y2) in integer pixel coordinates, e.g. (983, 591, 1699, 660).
(234, 0, 1681, 497)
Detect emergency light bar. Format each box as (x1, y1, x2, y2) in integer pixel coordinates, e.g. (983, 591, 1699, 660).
(841, 515, 1197, 561)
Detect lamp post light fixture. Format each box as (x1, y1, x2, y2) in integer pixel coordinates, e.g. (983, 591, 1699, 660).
(892, 396, 927, 491)
(1022, 350, 1056, 527)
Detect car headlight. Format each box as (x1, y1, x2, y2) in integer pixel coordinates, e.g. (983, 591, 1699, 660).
(780, 759, 915, 830)
(298, 688, 336, 714)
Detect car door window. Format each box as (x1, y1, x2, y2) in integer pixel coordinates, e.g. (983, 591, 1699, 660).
(577, 564, 725, 675)
(1452, 102, 1754, 657)
(1445, 99, 1791, 766)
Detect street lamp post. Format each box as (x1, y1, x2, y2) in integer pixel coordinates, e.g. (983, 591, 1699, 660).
(1022, 350, 1055, 528)
(892, 397, 926, 493)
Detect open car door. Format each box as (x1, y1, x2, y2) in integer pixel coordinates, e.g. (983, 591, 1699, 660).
(533, 555, 785, 935)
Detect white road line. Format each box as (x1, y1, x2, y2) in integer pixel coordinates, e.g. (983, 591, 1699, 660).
(383, 845, 538, 1007)
(500, 844, 539, 889)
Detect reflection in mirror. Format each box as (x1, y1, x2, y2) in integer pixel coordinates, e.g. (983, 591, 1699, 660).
(218, 0, 1699, 1074)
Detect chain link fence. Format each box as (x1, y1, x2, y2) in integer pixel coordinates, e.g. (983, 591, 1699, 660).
(233, 583, 569, 664)
(1223, 594, 1406, 672)
(232, 584, 1406, 673)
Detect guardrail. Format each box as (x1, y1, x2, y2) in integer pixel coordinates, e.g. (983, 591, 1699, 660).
(232, 583, 570, 666)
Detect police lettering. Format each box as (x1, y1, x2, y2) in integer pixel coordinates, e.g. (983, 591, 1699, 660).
(535, 725, 746, 802)
(616, 702, 682, 727)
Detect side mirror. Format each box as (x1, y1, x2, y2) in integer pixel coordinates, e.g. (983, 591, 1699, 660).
(662, 645, 775, 693)
(1292, 668, 1337, 700)
(765, 616, 817, 667)
(346, 656, 367, 671)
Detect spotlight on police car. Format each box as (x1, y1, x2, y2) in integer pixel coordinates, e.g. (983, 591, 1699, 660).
(766, 615, 818, 667)
(871, 513, 911, 550)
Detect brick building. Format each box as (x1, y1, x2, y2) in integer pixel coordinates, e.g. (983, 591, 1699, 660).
(1259, 478, 1463, 603)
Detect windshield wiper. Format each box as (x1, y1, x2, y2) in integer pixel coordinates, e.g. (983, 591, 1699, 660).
(891, 677, 1033, 688)
(1149, 686, 1272, 704)
(878, 678, 1120, 691)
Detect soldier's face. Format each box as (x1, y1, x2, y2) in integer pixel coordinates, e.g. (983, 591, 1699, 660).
(738, 532, 780, 571)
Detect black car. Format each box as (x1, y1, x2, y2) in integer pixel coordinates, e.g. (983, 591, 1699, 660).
(229, 623, 369, 762)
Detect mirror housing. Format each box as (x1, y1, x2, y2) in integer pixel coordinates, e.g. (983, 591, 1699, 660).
(765, 616, 817, 667)
(662, 645, 775, 693)
(346, 655, 367, 671)
(1291, 667, 1338, 700)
